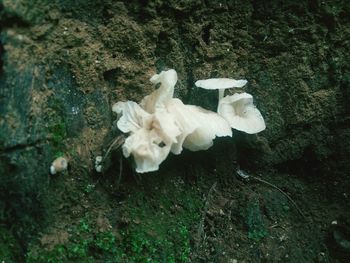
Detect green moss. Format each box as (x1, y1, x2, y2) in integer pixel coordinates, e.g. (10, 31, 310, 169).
(46, 96, 67, 156)
(26, 218, 122, 263)
(112, 179, 202, 262)
(0, 228, 22, 262)
(246, 200, 267, 242)
(48, 121, 67, 158)
(2, 0, 55, 24)
(26, 177, 202, 262)
(48, 122, 66, 145)
(26, 245, 67, 263)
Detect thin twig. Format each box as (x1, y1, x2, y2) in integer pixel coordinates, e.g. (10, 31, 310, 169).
(117, 156, 123, 185)
(251, 175, 307, 220)
(102, 135, 125, 162)
(93, 135, 125, 187)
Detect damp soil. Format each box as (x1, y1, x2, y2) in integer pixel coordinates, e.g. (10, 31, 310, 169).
(23, 149, 350, 263)
(0, 1, 350, 262)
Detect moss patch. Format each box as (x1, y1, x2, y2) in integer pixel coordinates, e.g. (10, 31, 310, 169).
(26, 175, 203, 263)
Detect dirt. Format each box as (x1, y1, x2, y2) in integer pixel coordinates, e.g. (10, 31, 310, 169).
(0, 0, 350, 262)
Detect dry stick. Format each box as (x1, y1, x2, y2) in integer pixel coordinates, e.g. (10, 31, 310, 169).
(250, 175, 307, 220)
(117, 156, 123, 185)
(94, 135, 125, 187)
(196, 182, 217, 248)
(102, 135, 125, 163)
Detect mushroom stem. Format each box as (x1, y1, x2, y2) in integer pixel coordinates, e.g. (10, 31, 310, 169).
(218, 89, 226, 100)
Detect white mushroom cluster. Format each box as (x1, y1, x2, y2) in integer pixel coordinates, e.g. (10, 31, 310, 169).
(195, 78, 266, 134)
(113, 69, 265, 173)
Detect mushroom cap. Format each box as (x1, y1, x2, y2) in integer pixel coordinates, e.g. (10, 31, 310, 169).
(141, 69, 178, 113)
(114, 99, 180, 173)
(95, 156, 103, 173)
(166, 98, 232, 153)
(217, 92, 266, 134)
(95, 156, 103, 163)
(112, 101, 152, 133)
(195, 78, 248, 90)
(183, 105, 233, 151)
(150, 69, 178, 87)
(122, 128, 171, 173)
(50, 157, 68, 175)
(151, 110, 181, 144)
(95, 165, 103, 173)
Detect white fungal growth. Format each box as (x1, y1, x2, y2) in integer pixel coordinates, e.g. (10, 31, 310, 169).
(113, 69, 232, 173)
(112, 69, 265, 173)
(218, 92, 266, 134)
(50, 157, 68, 175)
(195, 78, 248, 99)
(95, 156, 103, 173)
(141, 69, 177, 113)
(195, 77, 265, 134)
(195, 78, 248, 90)
(165, 99, 232, 153)
(113, 98, 181, 173)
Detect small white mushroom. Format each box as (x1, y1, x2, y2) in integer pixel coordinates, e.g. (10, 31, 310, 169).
(217, 92, 266, 134)
(95, 156, 103, 163)
(95, 165, 103, 173)
(50, 157, 68, 175)
(95, 156, 103, 173)
(195, 78, 248, 99)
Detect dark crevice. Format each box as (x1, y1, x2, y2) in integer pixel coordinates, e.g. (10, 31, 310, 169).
(102, 5, 114, 25)
(0, 16, 30, 28)
(103, 68, 120, 87)
(0, 139, 48, 153)
(0, 3, 30, 28)
(158, 142, 166, 148)
(201, 24, 212, 45)
(154, 31, 171, 72)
